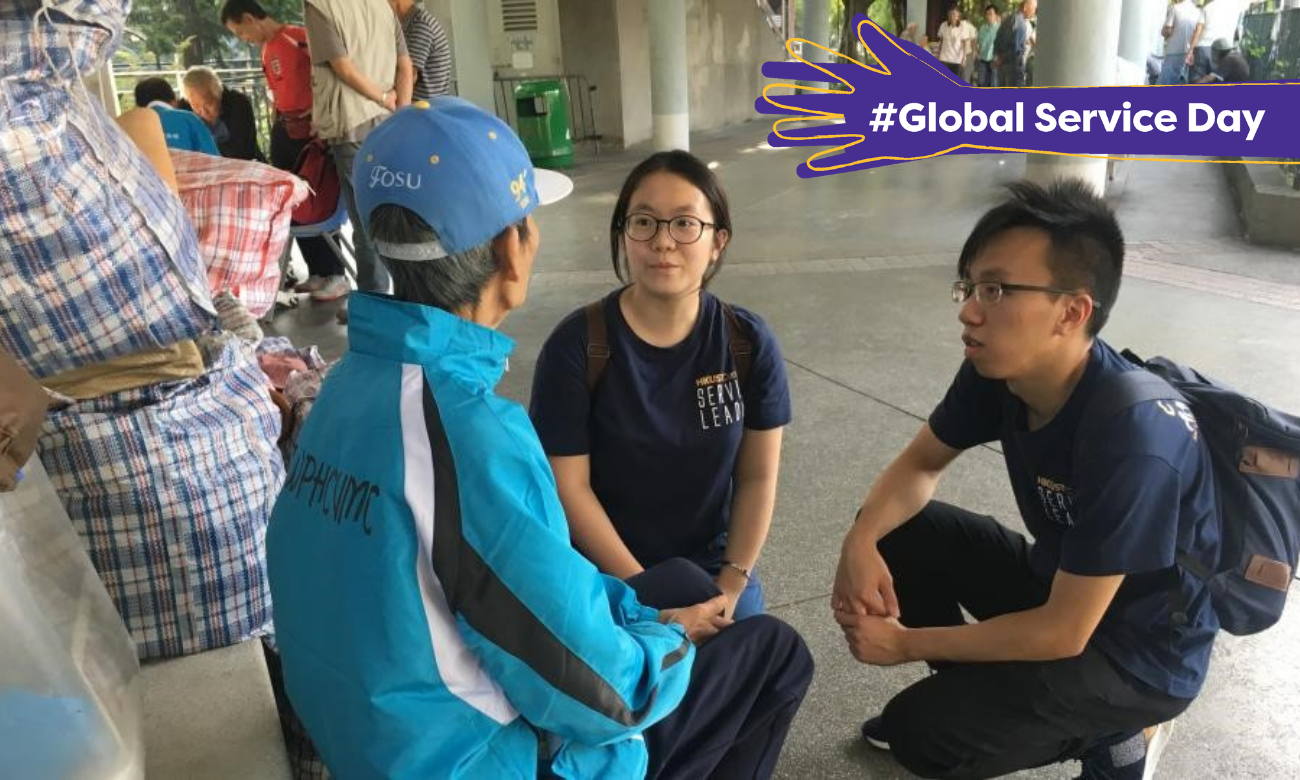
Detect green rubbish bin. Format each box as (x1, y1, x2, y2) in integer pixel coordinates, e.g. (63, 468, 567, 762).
(514, 79, 574, 169)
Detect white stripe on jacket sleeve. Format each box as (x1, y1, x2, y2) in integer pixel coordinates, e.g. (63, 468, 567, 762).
(400, 364, 517, 725)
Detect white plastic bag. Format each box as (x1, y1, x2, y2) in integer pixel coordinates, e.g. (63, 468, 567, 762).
(0, 458, 143, 780)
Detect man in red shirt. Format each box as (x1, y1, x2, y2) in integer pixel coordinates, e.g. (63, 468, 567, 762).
(222, 0, 349, 301)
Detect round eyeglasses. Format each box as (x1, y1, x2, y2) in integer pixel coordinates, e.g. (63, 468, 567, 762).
(621, 213, 716, 244)
(951, 279, 1099, 310)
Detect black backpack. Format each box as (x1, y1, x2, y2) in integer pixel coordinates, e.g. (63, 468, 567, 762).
(1078, 350, 1300, 636)
(582, 297, 752, 393)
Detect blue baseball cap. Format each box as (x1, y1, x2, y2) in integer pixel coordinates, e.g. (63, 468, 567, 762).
(354, 97, 573, 261)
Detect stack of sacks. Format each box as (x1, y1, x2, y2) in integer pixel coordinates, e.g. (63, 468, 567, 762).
(0, 0, 283, 659)
(174, 149, 309, 318)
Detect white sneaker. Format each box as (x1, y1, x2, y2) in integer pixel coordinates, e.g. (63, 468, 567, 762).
(1141, 720, 1175, 780)
(310, 275, 351, 302)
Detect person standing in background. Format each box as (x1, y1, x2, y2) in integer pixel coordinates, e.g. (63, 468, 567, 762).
(304, 0, 414, 324)
(1159, 0, 1204, 85)
(993, 0, 1037, 88)
(936, 5, 978, 82)
(388, 0, 453, 100)
(221, 0, 351, 303)
(975, 4, 1001, 87)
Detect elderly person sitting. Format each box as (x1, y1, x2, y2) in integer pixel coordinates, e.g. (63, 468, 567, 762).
(1194, 38, 1250, 84)
(134, 76, 219, 155)
(181, 66, 265, 162)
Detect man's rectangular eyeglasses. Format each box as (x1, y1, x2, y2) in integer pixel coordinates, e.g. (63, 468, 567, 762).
(951, 280, 1100, 310)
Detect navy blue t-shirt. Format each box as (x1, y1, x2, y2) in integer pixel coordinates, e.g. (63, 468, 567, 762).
(529, 289, 792, 567)
(929, 339, 1220, 699)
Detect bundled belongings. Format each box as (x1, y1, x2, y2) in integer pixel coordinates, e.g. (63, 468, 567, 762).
(1, 0, 283, 660)
(173, 149, 309, 319)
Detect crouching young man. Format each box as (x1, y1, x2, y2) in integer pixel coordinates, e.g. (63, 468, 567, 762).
(832, 181, 1221, 780)
(266, 98, 813, 779)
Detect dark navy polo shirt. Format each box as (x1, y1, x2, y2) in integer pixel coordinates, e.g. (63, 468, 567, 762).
(929, 339, 1220, 699)
(529, 289, 792, 567)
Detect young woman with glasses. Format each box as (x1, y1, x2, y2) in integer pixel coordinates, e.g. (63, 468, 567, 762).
(529, 150, 792, 620)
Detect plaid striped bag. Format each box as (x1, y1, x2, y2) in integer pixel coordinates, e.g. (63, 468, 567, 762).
(174, 150, 309, 318)
(0, 3, 216, 379)
(38, 335, 284, 659)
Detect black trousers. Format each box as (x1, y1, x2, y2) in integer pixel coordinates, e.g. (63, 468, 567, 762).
(626, 559, 815, 780)
(874, 502, 1191, 780)
(270, 120, 343, 278)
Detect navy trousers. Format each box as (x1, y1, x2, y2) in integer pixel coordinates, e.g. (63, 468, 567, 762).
(874, 502, 1191, 780)
(626, 558, 815, 780)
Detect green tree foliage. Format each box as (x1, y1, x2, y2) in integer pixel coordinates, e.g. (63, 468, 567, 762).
(125, 0, 304, 67)
(835, 0, 905, 61)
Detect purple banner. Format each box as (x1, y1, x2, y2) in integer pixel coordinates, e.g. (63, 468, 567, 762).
(757, 16, 1300, 178)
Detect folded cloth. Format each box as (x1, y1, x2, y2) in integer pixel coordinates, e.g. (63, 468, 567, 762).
(42, 341, 205, 401)
(0, 347, 49, 491)
(257, 336, 326, 370)
(39, 334, 283, 659)
(278, 361, 335, 464)
(258, 354, 310, 391)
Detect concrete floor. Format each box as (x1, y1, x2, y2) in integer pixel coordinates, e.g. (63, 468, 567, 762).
(265, 120, 1300, 779)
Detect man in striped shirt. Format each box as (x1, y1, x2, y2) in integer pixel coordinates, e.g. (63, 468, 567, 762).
(388, 0, 453, 100)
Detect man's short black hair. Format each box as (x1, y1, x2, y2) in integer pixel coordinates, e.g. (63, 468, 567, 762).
(369, 204, 532, 314)
(220, 0, 268, 25)
(958, 180, 1125, 336)
(133, 77, 176, 108)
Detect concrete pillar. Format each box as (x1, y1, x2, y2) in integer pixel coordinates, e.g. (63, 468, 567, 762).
(797, 0, 830, 88)
(907, 0, 927, 38)
(1024, 0, 1123, 195)
(802, 0, 830, 61)
(448, 0, 495, 111)
(1117, 0, 1164, 84)
(648, 0, 689, 150)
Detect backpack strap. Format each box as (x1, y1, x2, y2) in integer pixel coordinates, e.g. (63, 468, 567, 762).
(1076, 365, 1193, 623)
(584, 300, 611, 393)
(721, 302, 752, 390)
(585, 297, 753, 394)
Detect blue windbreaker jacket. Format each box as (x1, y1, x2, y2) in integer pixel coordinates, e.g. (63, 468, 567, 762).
(266, 293, 695, 779)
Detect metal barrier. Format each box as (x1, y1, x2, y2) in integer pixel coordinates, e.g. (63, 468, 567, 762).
(1240, 9, 1300, 80)
(1241, 12, 1278, 79)
(1237, 10, 1299, 187)
(756, 0, 792, 42)
(1275, 8, 1300, 80)
(493, 74, 601, 153)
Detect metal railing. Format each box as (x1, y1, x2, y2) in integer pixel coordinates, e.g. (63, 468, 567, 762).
(1275, 8, 1300, 79)
(492, 73, 601, 152)
(756, 0, 791, 42)
(1241, 9, 1300, 79)
(113, 67, 460, 156)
